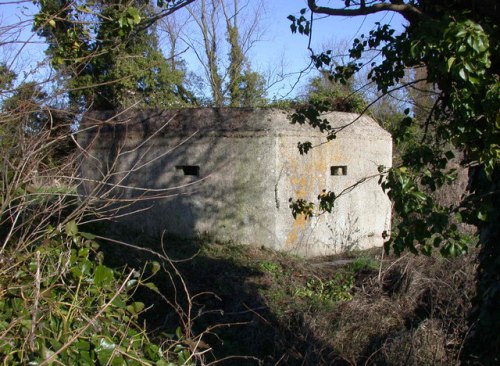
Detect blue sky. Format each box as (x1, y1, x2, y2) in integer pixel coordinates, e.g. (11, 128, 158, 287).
(0, 0, 406, 99)
(250, 0, 406, 98)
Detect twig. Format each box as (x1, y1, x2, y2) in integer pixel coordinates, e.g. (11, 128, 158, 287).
(40, 271, 134, 366)
(29, 250, 41, 353)
(378, 245, 385, 284)
(241, 302, 271, 325)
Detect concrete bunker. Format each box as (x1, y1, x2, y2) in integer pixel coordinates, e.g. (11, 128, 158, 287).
(79, 108, 392, 257)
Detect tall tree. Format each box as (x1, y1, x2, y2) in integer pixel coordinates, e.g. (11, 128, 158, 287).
(224, 0, 244, 107)
(186, 0, 225, 106)
(34, 0, 196, 110)
(183, 0, 266, 107)
(289, 0, 499, 359)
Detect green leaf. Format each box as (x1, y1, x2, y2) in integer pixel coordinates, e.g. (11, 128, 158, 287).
(112, 296, 126, 309)
(110, 354, 126, 366)
(175, 326, 183, 340)
(144, 282, 160, 293)
(126, 302, 145, 314)
(79, 260, 92, 276)
(78, 248, 89, 258)
(95, 337, 116, 365)
(477, 210, 488, 221)
(475, 36, 486, 52)
(447, 57, 456, 72)
(65, 221, 78, 237)
(455, 28, 467, 38)
(80, 232, 96, 240)
(150, 261, 161, 275)
(126, 279, 138, 289)
(96, 337, 115, 351)
(411, 191, 427, 201)
(94, 265, 114, 286)
(410, 41, 420, 58)
(75, 340, 91, 351)
(127, 7, 141, 24)
(458, 68, 467, 81)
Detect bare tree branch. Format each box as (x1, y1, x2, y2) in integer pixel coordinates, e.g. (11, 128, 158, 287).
(307, 0, 424, 23)
(138, 0, 198, 30)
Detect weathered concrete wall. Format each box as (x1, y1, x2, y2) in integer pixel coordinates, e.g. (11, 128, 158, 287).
(274, 112, 392, 256)
(79, 108, 392, 256)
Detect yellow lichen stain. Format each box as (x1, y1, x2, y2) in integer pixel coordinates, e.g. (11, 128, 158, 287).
(290, 175, 308, 198)
(313, 157, 327, 176)
(279, 137, 330, 248)
(285, 213, 307, 247)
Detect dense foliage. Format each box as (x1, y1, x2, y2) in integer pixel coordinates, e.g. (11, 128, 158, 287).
(1, 2, 201, 364)
(304, 71, 367, 113)
(0, 68, 196, 364)
(288, 0, 499, 359)
(34, 0, 195, 109)
(0, 224, 188, 365)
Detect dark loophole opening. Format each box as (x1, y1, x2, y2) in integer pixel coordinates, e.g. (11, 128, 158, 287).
(331, 165, 347, 176)
(176, 165, 200, 176)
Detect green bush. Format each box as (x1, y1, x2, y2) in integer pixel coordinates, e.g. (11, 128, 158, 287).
(0, 222, 191, 365)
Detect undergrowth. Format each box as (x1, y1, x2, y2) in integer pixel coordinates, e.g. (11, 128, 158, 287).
(0, 105, 478, 365)
(0, 111, 195, 365)
(0, 220, 194, 365)
(1, 225, 181, 365)
(100, 231, 477, 365)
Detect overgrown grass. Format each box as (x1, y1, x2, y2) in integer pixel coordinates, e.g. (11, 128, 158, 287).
(95, 228, 477, 365)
